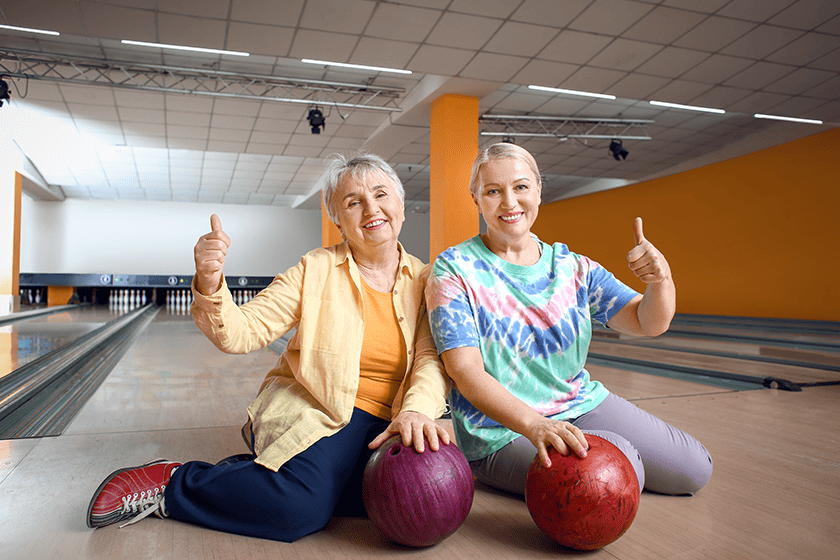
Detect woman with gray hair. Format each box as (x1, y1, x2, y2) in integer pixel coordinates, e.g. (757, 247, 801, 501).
(86, 152, 450, 542)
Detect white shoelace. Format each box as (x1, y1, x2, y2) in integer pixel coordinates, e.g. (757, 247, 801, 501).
(118, 485, 168, 528)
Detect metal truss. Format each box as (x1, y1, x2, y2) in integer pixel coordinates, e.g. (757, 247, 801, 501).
(0, 47, 404, 112)
(479, 114, 653, 141)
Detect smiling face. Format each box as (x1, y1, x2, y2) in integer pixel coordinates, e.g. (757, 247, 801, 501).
(333, 169, 405, 256)
(473, 156, 542, 246)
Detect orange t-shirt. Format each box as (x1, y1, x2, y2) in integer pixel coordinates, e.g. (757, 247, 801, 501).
(355, 278, 408, 420)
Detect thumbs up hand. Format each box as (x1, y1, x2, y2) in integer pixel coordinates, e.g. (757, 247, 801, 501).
(194, 214, 231, 295)
(627, 217, 671, 284)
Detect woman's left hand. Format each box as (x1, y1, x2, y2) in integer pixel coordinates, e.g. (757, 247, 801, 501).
(369, 410, 451, 453)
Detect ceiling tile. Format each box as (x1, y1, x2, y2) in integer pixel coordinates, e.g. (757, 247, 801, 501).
(586, 38, 663, 72)
(351, 37, 418, 69)
(156, 13, 229, 50)
(167, 125, 210, 140)
(768, 0, 840, 30)
(79, 2, 157, 41)
(567, 0, 654, 36)
(649, 79, 714, 105)
(807, 47, 840, 72)
(679, 55, 755, 85)
(483, 21, 560, 58)
(688, 86, 754, 110)
(459, 53, 530, 82)
(288, 29, 360, 61)
(765, 32, 840, 66)
(166, 112, 212, 127)
(634, 47, 710, 78)
(511, 60, 578, 88)
(406, 45, 475, 76)
(59, 84, 116, 105)
(425, 12, 504, 50)
(70, 104, 119, 120)
(209, 128, 251, 142)
(365, 2, 442, 42)
(299, 0, 376, 34)
(721, 25, 805, 60)
(113, 89, 165, 109)
(226, 22, 294, 58)
(559, 67, 628, 93)
(722, 61, 797, 90)
(511, 0, 590, 27)
(801, 74, 840, 99)
(212, 99, 261, 117)
(165, 94, 214, 113)
(726, 91, 793, 113)
(763, 67, 836, 95)
(1, 0, 85, 34)
(718, 0, 801, 23)
(119, 108, 166, 124)
(816, 14, 840, 36)
(673, 16, 757, 52)
(537, 30, 614, 65)
(621, 6, 707, 45)
(230, 0, 305, 26)
(449, 0, 519, 18)
(160, 0, 231, 19)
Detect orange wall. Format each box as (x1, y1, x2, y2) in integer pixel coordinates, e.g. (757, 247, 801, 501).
(531, 127, 840, 321)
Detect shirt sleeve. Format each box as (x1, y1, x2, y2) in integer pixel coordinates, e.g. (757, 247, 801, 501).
(583, 256, 639, 327)
(425, 257, 481, 354)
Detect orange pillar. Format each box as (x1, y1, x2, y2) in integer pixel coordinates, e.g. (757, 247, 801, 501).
(1, 170, 22, 315)
(321, 192, 342, 248)
(48, 286, 74, 306)
(429, 95, 480, 260)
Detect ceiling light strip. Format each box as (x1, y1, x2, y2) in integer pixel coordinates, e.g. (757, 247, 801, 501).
(0, 24, 60, 36)
(302, 59, 412, 75)
(121, 40, 249, 57)
(528, 84, 616, 100)
(754, 113, 823, 125)
(649, 100, 725, 114)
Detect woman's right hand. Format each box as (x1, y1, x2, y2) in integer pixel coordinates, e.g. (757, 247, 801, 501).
(523, 417, 589, 468)
(194, 214, 231, 295)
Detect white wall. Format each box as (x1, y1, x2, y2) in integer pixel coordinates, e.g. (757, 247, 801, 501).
(20, 197, 433, 275)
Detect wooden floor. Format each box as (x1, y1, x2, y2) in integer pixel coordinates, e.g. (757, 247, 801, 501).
(1, 310, 839, 560)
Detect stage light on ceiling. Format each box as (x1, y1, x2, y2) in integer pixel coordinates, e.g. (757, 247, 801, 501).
(0, 76, 11, 107)
(528, 84, 616, 100)
(307, 107, 326, 134)
(121, 40, 250, 57)
(754, 113, 823, 125)
(302, 59, 412, 75)
(609, 139, 628, 161)
(0, 24, 60, 36)
(649, 100, 725, 114)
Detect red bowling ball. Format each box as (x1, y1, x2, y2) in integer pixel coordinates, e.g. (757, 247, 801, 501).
(362, 435, 474, 548)
(525, 435, 640, 550)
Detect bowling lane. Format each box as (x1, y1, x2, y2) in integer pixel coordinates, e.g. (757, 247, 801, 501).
(0, 306, 131, 380)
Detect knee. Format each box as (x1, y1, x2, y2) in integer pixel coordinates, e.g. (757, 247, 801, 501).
(645, 445, 713, 495)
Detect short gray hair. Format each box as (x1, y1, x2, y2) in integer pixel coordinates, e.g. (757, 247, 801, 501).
(320, 152, 405, 224)
(469, 143, 542, 196)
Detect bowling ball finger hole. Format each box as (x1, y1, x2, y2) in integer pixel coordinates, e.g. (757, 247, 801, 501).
(389, 446, 401, 456)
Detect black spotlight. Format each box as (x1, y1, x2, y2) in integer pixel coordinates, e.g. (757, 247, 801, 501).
(0, 76, 11, 108)
(502, 135, 515, 144)
(609, 139, 629, 161)
(307, 107, 325, 134)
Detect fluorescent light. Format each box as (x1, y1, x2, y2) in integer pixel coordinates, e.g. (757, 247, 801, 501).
(0, 24, 60, 36)
(754, 113, 823, 125)
(302, 59, 412, 75)
(528, 84, 616, 100)
(649, 100, 725, 114)
(121, 40, 249, 57)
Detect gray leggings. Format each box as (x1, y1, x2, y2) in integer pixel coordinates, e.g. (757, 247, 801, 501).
(470, 392, 713, 496)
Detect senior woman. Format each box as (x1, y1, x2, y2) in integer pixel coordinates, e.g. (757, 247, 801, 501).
(425, 142, 712, 498)
(86, 153, 449, 542)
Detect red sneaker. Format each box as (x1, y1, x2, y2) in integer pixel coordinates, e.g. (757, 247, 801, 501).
(86, 459, 182, 528)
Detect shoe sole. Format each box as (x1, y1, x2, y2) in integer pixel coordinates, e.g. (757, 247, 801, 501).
(86, 458, 171, 529)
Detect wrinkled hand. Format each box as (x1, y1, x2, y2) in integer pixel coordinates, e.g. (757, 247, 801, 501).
(627, 217, 671, 284)
(194, 214, 231, 295)
(524, 417, 589, 468)
(369, 410, 451, 453)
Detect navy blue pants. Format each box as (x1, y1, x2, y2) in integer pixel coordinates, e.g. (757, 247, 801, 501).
(164, 408, 390, 542)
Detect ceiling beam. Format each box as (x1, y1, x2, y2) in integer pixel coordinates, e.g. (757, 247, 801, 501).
(479, 114, 654, 141)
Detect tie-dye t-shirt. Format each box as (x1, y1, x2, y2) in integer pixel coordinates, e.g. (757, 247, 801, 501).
(426, 235, 638, 461)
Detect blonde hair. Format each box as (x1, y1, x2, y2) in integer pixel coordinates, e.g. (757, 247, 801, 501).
(469, 143, 542, 195)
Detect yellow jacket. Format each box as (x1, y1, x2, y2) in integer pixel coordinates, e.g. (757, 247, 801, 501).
(191, 241, 448, 471)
